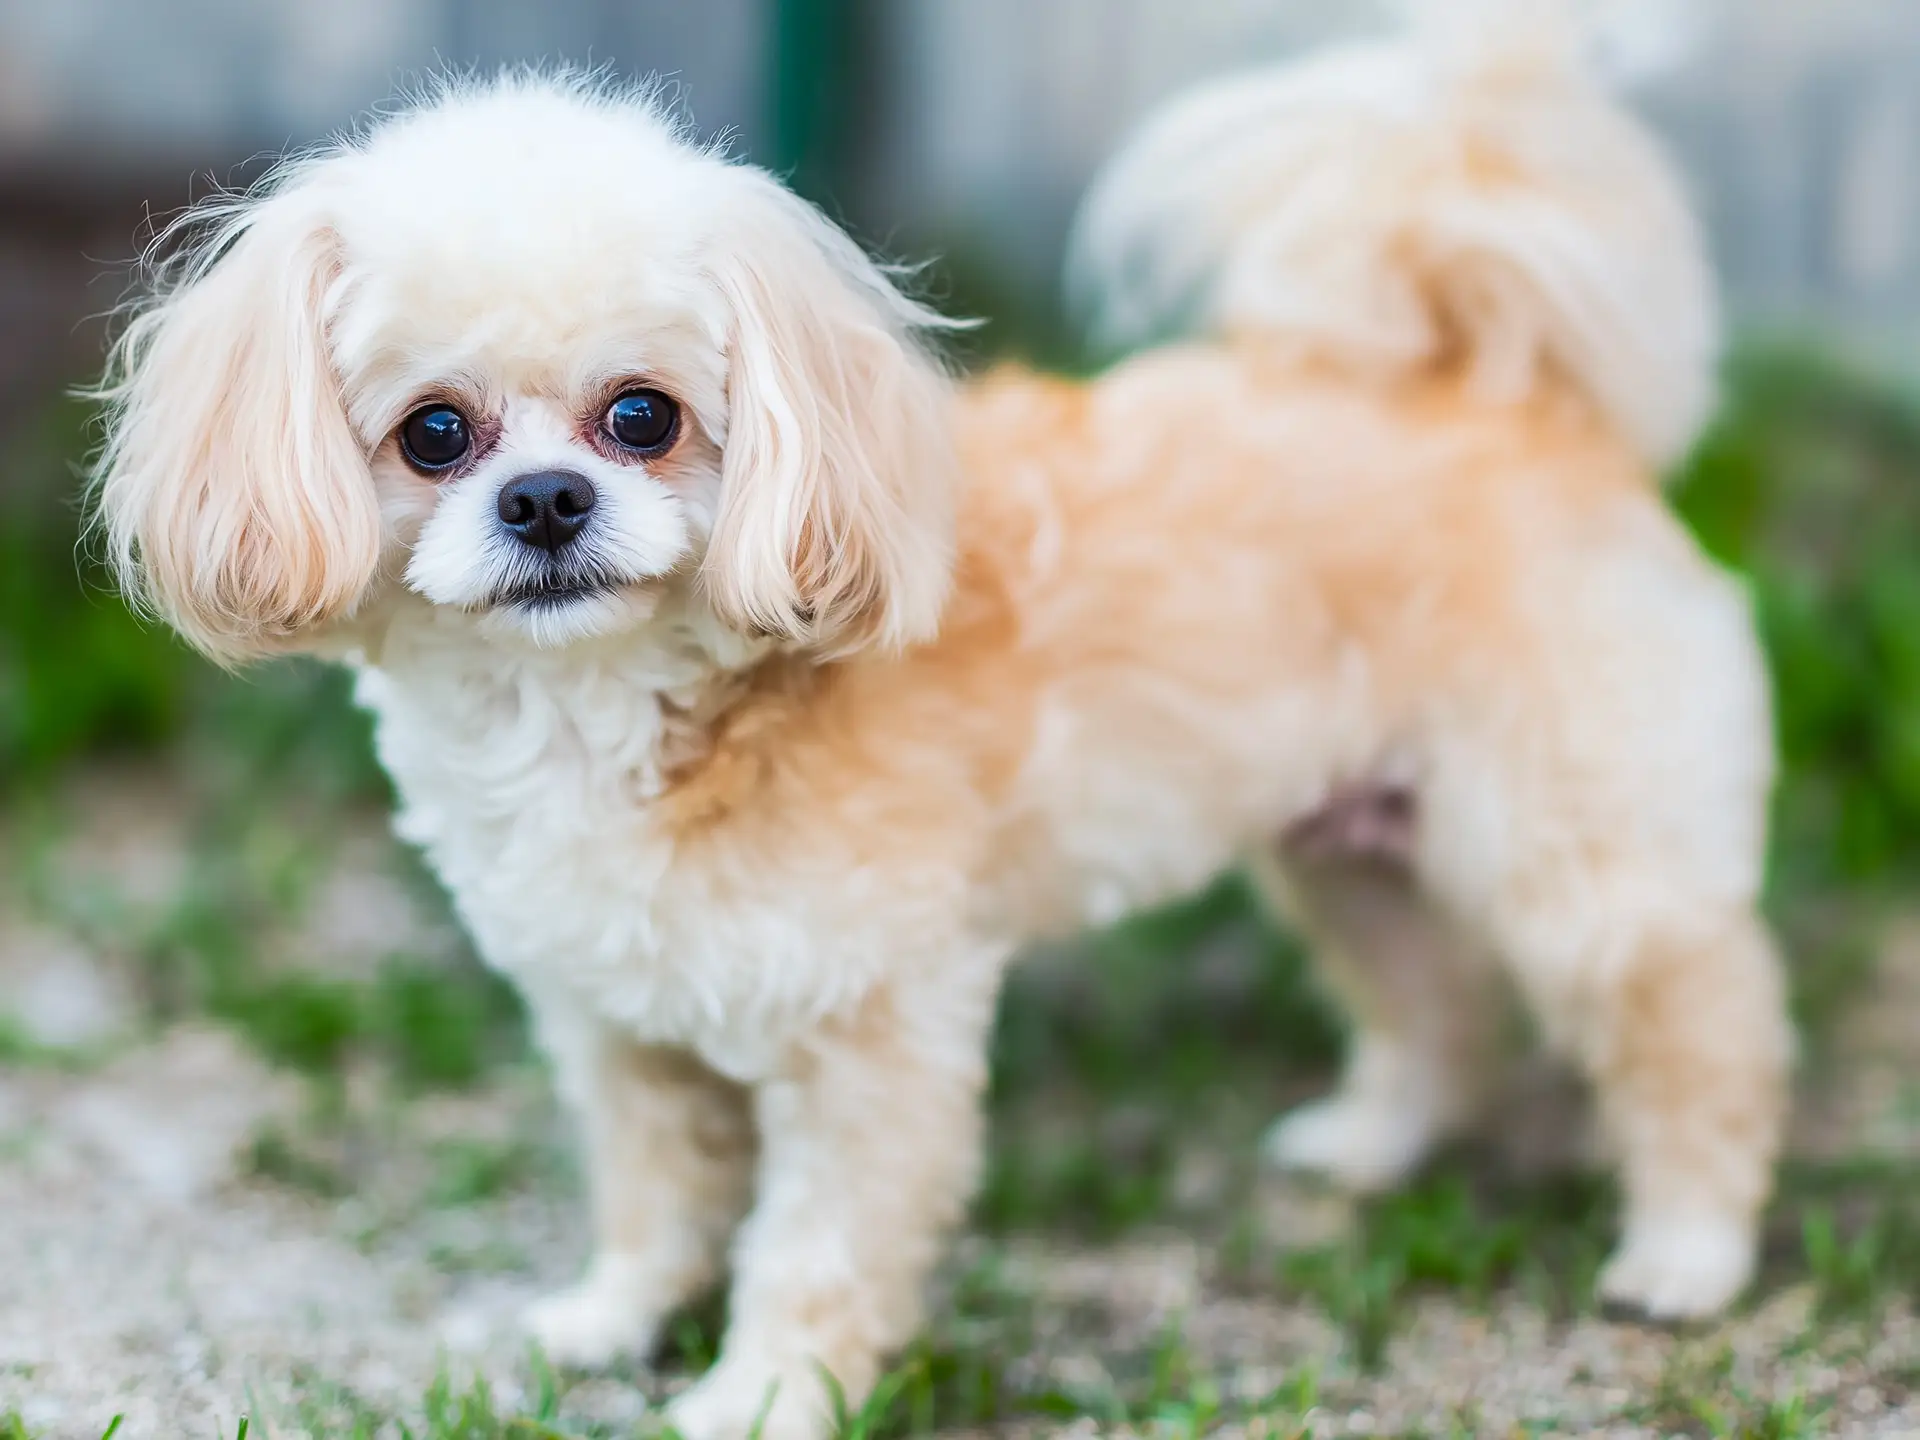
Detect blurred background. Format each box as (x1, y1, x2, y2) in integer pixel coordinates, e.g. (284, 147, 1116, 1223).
(12, 2, 1920, 1434)
(12, 0, 1920, 401)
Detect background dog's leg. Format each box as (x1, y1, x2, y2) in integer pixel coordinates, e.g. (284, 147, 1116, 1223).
(525, 1013, 755, 1369)
(667, 961, 1002, 1440)
(1251, 849, 1501, 1192)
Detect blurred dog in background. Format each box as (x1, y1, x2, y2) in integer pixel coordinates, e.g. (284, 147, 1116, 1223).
(90, 0, 1786, 1434)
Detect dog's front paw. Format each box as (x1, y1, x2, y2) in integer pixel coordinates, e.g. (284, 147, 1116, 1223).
(666, 1356, 835, 1440)
(1261, 1093, 1438, 1193)
(1598, 1212, 1754, 1321)
(523, 1255, 666, 1370)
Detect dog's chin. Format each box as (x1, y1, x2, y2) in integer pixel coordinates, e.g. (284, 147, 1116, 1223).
(474, 581, 664, 648)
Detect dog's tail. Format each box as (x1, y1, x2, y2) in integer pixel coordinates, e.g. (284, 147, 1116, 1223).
(1066, 0, 1720, 470)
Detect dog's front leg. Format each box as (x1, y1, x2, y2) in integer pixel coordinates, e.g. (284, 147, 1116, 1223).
(666, 962, 1001, 1440)
(523, 996, 756, 1369)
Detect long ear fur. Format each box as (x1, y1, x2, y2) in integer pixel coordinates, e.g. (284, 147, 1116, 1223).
(91, 181, 382, 663)
(701, 175, 958, 655)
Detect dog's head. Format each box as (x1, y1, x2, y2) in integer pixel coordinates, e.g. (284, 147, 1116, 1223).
(93, 74, 957, 661)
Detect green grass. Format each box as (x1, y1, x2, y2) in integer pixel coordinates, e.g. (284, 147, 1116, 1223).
(212, 953, 519, 1087)
(273, 1368, 591, 1439)
(979, 873, 1340, 1237)
(1231, 1153, 1920, 1375)
(2, 1340, 1845, 1439)
(1677, 349, 1920, 889)
(1273, 1172, 1616, 1371)
(1, 1418, 133, 1440)
(1674, 348, 1920, 1032)
(425, 1135, 550, 1207)
(1781, 1158, 1920, 1320)
(1626, 1345, 1832, 1440)
(0, 1013, 90, 1068)
(9, 789, 521, 1086)
(189, 1273, 1335, 1439)
(247, 1122, 354, 1198)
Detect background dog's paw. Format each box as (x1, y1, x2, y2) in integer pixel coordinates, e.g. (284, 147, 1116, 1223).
(521, 1259, 663, 1370)
(1261, 1094, 1437, 1193)
(1597, 1213, 1754, 1321)
(665, 1357, 830, 1440)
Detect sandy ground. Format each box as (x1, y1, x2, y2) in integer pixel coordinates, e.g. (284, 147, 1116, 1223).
(0, 1035, 595, 1439)
(8, 1042, 1920, 1439)
(10, 782, 1920, 1437)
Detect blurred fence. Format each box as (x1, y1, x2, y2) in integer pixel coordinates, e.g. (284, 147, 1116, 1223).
(4, 0, 1920, 429)
(0, 0, 770, 433)
(0, 0, 768, 168)
(850, 0, 1920, 362)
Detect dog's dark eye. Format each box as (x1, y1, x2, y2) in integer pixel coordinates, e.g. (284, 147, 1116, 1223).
(604, 389, 679, 454)
(400, 405, 471, 471)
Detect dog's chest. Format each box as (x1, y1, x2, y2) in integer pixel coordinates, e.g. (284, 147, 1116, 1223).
(350, 624, 818, 1074)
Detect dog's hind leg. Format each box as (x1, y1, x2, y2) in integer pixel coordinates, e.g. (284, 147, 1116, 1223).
(1491, 891, 1790, 1320)
(1250, 836, 1503, 1193)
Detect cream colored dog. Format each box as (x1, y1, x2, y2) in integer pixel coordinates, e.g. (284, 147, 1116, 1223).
(92, 3, 1789, 1435)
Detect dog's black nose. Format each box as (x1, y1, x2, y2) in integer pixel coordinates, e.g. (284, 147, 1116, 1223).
(496, 470, 597, 553)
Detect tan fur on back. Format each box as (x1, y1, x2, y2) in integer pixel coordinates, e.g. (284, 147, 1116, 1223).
(659, 351, 1658, 939)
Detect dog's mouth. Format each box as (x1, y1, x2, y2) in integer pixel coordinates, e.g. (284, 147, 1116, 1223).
(486, 569, 627, 611)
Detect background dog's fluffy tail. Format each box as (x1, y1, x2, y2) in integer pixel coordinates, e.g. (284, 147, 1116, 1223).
(1067, 0, 1720, 470)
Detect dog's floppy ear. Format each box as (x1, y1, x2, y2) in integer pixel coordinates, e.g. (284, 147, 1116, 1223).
(93, 183, 381, 663)
(701, 175, 957, 655)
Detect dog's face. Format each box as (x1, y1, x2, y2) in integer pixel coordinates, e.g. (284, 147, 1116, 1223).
(95, 77, 957, 660)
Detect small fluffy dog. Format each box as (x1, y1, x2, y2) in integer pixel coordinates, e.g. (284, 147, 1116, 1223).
(93, 3, 1790, 1434)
